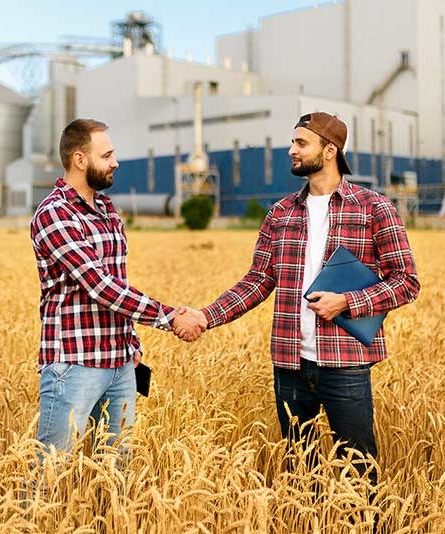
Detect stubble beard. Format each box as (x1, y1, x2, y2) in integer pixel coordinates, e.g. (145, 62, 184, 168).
(290, 150, 324, 177)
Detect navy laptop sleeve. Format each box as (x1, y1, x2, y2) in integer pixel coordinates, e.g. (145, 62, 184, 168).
(303, 246, 386, 346)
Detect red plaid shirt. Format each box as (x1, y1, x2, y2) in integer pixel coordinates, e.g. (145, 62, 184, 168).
(31, 178, 175, 368)
(202, 178, 420, 369)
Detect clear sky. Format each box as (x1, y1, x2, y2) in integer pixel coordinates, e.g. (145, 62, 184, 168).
(0, 0, 332, 91)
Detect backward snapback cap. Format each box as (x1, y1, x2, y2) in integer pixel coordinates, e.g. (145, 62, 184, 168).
(295, 112, 352, 175)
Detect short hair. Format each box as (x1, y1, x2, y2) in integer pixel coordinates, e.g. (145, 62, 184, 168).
(59, 119, 108, 170)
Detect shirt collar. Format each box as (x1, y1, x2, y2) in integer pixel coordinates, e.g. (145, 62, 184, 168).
(294, 176, 355, 205)
(54, 177, 81, 203)
(54, 177, 112, 209)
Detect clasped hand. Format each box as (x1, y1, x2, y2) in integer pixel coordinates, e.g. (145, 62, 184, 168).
(306, 291, 349, 321)
(172, 306, 208, 342)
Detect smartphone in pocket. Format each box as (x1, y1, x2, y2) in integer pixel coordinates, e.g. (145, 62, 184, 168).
(135, 362, 151, 397)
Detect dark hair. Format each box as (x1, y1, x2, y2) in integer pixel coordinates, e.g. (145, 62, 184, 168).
(59, 118, 108, 170)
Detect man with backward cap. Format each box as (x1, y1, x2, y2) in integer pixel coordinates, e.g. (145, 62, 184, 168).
(175, 112, 420, 485)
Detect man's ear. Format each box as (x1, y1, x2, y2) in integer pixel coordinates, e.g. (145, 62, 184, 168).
(324, 143, 337, 162)
(71, 150, 88, 171)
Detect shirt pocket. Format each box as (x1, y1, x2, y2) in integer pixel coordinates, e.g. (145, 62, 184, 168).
(271, 218, 306, 276)
(332, 212, 372, 261)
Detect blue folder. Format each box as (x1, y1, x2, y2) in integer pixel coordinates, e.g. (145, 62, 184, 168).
(303, 246, 385, 346)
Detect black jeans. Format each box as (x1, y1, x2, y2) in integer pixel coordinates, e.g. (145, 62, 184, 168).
(274, 359, 377, 484)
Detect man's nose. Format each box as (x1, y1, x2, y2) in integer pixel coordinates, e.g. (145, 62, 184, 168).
(111, 158, 119, 169)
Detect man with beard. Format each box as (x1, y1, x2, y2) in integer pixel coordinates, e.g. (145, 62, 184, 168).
(30, 119, 206, 452)
(175, 112, 419, 485)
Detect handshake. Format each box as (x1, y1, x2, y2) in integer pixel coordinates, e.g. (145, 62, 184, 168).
(172, 306, 208, 342)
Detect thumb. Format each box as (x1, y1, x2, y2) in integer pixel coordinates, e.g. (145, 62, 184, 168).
(306, 291, 324, 302)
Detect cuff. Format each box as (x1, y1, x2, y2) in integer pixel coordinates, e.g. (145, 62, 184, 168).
(131, 330, 143, 356)
(153, 305, 176, 331)
(344, 290, 372, 319)
(201, 303, 226, 329)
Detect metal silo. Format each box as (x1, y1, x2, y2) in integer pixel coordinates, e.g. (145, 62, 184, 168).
(0, 84, 31, 214)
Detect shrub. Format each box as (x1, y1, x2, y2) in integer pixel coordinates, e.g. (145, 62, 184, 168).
(244, 199, 268, 222)
(181, 195, 214, 230)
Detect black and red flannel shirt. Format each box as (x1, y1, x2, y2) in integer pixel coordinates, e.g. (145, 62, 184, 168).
(202, 178, 420, 369)
(31, 178, 175, 368)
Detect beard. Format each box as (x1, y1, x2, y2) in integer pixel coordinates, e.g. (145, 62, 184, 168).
(290, 149, 324, 177)
(86, 163, 114, 191)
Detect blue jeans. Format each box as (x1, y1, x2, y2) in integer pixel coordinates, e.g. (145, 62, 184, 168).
(37, 360, 136, 451)
(274, 359, 377, 483)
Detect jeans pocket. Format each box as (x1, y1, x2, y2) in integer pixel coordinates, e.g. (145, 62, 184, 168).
(49, 362, 73, 380)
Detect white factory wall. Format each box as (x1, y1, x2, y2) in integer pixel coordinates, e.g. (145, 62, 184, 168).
(137, 55, 263, 97)
(216, 29, 261, 73)
(76, 55, 140, 118)
(76, 53, 263, 117)
(259, 3, 345, 99)
(216, 0, 418, 106)
(77, 87, 415, 163)
(214, 0, 445, 160)
(349, 0, 417, 109)
(416, 0, 445, 159)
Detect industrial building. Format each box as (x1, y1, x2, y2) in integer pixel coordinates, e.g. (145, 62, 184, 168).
(1, 0, 445, 217)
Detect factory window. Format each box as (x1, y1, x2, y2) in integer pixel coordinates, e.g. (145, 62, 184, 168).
(10, 190, 26, 207)
(264, 137, 273, 185)
(147, 149, 155, 192)
(209, 81, 218, 95)
(65, 86, 76, 124)
(233, 140, 241, 186)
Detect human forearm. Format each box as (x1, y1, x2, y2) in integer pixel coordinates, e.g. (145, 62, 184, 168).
(201, 271, 275, 328)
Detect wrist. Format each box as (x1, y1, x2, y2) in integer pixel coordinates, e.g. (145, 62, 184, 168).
(339, 294, 349, 312)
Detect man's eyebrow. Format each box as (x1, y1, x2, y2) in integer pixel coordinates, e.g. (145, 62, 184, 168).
(101, 148, 115, 157)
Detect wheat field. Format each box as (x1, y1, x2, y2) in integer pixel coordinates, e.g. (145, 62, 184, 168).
(0, 227, 444, 533)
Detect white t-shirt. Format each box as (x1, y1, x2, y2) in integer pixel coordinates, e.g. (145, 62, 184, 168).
(300, 193, 331, 362)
